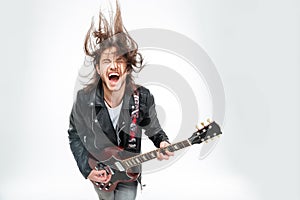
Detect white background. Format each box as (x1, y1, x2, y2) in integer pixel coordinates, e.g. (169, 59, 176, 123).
(0, 0, 299, 199)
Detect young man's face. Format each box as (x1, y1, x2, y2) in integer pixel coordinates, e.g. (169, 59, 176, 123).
(96, 46, 128, 93)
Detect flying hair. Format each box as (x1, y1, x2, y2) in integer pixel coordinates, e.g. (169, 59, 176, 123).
(82, 1, 143, 91)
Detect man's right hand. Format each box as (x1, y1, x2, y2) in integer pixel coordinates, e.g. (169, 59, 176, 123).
(87, 169, 112, 184)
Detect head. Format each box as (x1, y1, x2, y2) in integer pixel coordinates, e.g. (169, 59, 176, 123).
(83, 1, 143, 92)
(96, 46, 128, 93)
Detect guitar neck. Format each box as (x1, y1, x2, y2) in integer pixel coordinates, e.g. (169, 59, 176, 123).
(121, 139, 192, 170)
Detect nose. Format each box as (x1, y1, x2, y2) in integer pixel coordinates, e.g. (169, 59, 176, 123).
(110, 61, 117, 69)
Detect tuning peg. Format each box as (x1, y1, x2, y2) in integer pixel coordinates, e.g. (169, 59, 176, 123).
(207, 118, 211, 123)
(201, 122, 205, 127)
(196, 124, 201, 130)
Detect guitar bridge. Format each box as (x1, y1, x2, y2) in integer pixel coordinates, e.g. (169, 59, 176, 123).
(96, 162, 114, 175)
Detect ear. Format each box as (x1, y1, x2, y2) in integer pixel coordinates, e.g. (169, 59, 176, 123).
(125, 65, 132, 74)
(96, 64, 101, 75)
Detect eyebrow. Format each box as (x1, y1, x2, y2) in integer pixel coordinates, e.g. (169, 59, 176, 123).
(116, 57, 125, 61)
(101, 58, 111, 62)
(101, 56, 125, 61)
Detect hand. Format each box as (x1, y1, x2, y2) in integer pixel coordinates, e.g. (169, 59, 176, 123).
(87, 169, 112, 184)
(157, 141, 174, 161)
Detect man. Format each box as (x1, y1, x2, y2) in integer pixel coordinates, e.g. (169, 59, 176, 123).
(68, 2, 173, 200)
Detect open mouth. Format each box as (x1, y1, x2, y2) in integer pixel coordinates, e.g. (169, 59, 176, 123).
(108, 72, 120, 82)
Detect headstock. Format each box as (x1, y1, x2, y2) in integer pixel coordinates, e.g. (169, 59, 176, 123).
(189, 119, 222, 145)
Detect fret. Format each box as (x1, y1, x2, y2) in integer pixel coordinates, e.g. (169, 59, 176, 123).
(150, 151, 156, 158)
(183, 140, 189, 148)
(184, 140, 191, 148)
(178, 142, 184, 149)
(136, 155, 143, 163)
(123, 160, 129, 168)
(128, 159, 133, 167)
(137, 157, 141, 163)
(121, 139, 193, 170)
(145, 153, 151, 160)
(181, 140, 191, 148)
(126, 161, 131, 168)
(131, 159, 136, 166)
(165, 146, 172, 152)
(172, 145, 177, 151)
(142, 155, 147, 161)
(131, 159, 135, 166)
(177, 142, 183, 149)
(139, 155, 144, 163)
(143, 153, 147, 159)
(135, 157, 140, 164)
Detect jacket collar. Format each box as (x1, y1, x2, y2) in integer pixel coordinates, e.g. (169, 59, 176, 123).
(93, 79, 135, 110)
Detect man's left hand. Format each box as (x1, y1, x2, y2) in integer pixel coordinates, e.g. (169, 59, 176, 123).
(157, 141, 174, 160)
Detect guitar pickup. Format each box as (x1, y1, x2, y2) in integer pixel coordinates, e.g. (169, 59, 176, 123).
(114, 161, 125, 171)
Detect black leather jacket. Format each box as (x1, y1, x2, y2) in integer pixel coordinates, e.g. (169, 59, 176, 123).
(68, 80, 169, 178)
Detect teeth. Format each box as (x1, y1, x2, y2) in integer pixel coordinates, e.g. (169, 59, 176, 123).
(108, 73, 119, 78)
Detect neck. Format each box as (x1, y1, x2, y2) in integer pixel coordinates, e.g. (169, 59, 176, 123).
(103, 84, 126, 108)
(120, 139, 192, 170)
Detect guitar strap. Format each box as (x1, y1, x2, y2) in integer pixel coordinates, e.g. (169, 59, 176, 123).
(127, 89, 139, 150)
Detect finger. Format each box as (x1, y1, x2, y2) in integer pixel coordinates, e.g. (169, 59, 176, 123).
(165, 150, 174, 156)
(105, 174, 112, 183)
(100, 170, 109, 177)
(102, 178, 109, 184)
(94, 174, 110, 183)
(101, 174, 112, 184)
(160, 141, 169, 148)
(93, 171, 108, 182)
(156, 152, 163, 160)
(91, 176, 105, 183)
(99, 170, 105, 175)
(160, 153, 169, 160)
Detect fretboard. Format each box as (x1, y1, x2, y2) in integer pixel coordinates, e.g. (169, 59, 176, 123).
(121, 139, 192, 170)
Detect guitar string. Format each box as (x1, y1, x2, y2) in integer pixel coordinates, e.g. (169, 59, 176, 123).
(121, 140, 192, 169)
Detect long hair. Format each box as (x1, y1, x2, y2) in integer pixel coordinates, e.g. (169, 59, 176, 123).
(82, 1, 143, 91)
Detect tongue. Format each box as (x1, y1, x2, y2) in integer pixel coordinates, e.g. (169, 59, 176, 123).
(110, 76, 119, 82)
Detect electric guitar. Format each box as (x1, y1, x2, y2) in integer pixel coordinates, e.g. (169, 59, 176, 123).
(88, 120, 222, 192)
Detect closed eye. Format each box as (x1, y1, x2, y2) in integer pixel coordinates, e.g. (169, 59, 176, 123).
(102, 59, 111, 64)
(116, 57, 126, 64)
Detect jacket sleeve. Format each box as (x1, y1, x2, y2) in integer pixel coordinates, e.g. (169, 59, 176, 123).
(142, 91, 170, 148)
(68, 102, 92, 179)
